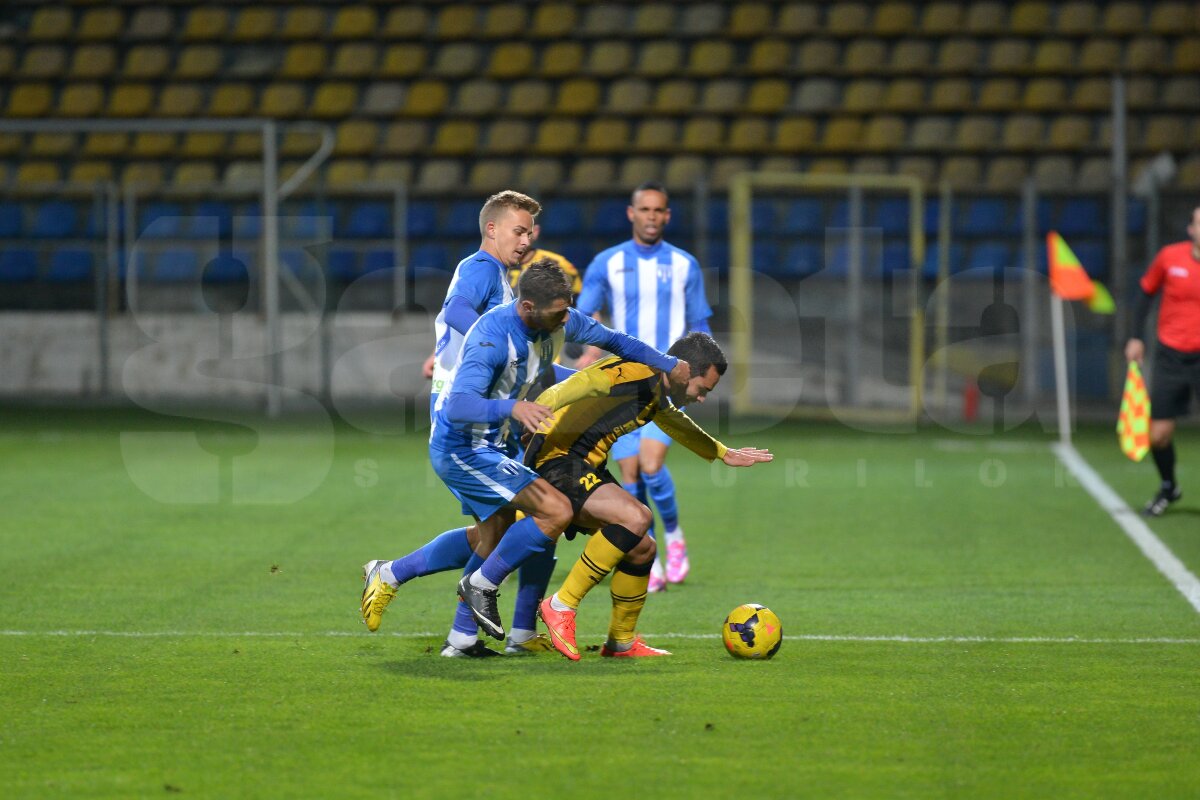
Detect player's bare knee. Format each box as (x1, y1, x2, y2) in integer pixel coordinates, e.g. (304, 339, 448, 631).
(538, 493, 574, 534)
(629, 502, 653, 536)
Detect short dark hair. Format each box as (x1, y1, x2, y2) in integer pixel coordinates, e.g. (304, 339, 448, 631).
(630, 181, 669, 206)
(667, 332, 727, 378)
(517, 258, 573, 307)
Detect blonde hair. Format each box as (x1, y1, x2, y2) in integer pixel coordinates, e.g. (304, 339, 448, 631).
(479, 190, 541, 237)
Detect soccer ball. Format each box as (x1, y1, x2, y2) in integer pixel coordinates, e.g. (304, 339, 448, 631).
(721, 603, 782, 659)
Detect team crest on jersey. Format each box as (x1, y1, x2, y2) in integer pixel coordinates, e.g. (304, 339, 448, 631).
(657, 263, 673, 283)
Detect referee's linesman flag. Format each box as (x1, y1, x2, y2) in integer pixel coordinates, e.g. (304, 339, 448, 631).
(1047, 231, 1115, 314)
(1117, 361, 1151, 462)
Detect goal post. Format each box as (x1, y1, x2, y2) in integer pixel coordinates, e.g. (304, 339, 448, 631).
(728, 172, 927, 425)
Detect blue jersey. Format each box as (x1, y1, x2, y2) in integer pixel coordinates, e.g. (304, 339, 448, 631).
(433, 250, 513, 373)
(431, 302, 677, 452)
(577, 239, 712, 351)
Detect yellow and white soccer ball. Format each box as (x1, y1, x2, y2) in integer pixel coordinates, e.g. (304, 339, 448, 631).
(721, 603, 783, 659)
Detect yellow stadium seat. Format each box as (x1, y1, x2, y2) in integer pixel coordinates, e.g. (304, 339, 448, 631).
(542, 41, 585, 78)
(891, 39, 932, 71)
(436, 5, 478, 39)
(852, 156, 891, 176)
(16, 162, 62, 185)
(1072, 78, 1111, 110)
(1143, 116, 1189, 151)
(175, 46, 222, 80)
(1024, 78, 1067, 110)
(331, 44, 379, 79)
(83, 132, 129, 157)
(1126, 38, 1167, 71)
(728, 118, 771, 153)
(70, 162, 116, 184)
(556, 79, 601, 115)
(1001, 115, 1044, 150)
(132, 133, 175, 158)
(29, 132, 75, 157)
(618, 157, 664, 190)
(731, 4, 773, 38)
(822, 118, 863, 151)
(224, 162, 264, 187)
(432, 42, 483, 79)
(983, 157, 1027, 191)
(332, 5, 376, 39)
(516, 159, 564, 192)
(633, 5, 676, 36)
(121, 163, 164, 189)
(380, 45, 426, 79)
(896, 157, 937, 186)
(486, 42, 534, 79)
(699, 79, 745, 114)
(68, 45, 115, 79)
(383, 7, 430, 37)
(232, 8, 277, 41)
(261, 84, 306, 117)
(1048, 116, 1092, 148)
(0, 133, 21, 157)
(746, 79, 789, 114)
(842, 80, 885, 112)
(798, 39, 840, 72)
(157, 84, 202, 117)
(531, 5, 577, 38)
(172, 162, 218, 187)
(1057, 1, 1098, 34)
(583, 119, 631, 154)
(1162, 77, 1200, 109)
(30, 7, 72, 40)
(964, 2, 1006, 34)
(361, 83, 405, 116)
(936, 38, 980, 72)
(635, 41, 684, 78)
(311, 83, 359, 118)
(761, 156, 802, 176)
(508, 81, 552, 116)
(874, 2, 916, 35)
(228, 132, 261, 158)
(884, 78, 925, 110)
(483, 5, 528, 39)
(568, 158, 617, 192)
(533, 120, 582, 156)
(481, 120, 532, 155)
(19, 45, 66, 79)
(681, 118, 725, 152)
(129, 8, 172, 40)
(1175, 155, 1200, 189)
(280, 129, 320, 157)
(607, 79, 652, 114)
(586, 42, 634, 78)
(331, 121, 378, 157)
(988, 39, 1031, 72)
(977, 78, 1019, 110)
(78, 9, 123, 41)
(208, 84, 255, 117)
(455, 80, 502, 116)
(1032, 41, 1074, 73)
(920, 2, 962, 34)
(844, 39, 888, 74)
(1009, 2, 1049, 34)
(281, 44, 327, 80)
(123, 45, 169, 79)
(370, 161, 413, 186)
(747, 40, 792, 75)
(381, 121, 430, 156)
(282, 7, 325, 39)
(685, 41, 734, 78)
(794, 78, 839, 112)
(0, 46, 15, 76)
(909, 117, 953, 149)
(828, 3, 870, 35)
(1078, 39, 1120, 72)
(711, 157, 752, 191)
(1102, 2, 1143, 34)
(941, 156, 982, 187)
(327, 160, 369, 187)
(1148, 2, 1193, 34)
(58, 84, 106, 117)
(663, 155, 706, 188)
(775, 118, 819, 152)
(183, 8, 228, 40)
(652, 80, 698, 114)
(1173, 38, 1200, 72)
(432, 120, 480, 156)
(777, 3, 820, 35)
(680, 4, 726, 36)
(106, 84, 153, 117)
(955, 116, 998, 150)
(634, 119, 678, 152)
(469, 160, 517, 193)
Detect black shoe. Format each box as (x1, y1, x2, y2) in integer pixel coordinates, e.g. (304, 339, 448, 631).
(456, 575, 504, 640)
(1143, 486, 1182, 517)
(439, 639, 500, 658)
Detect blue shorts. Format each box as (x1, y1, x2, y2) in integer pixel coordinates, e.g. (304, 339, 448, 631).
(430, 443, 539, 521)
(609, 421, 673, 462)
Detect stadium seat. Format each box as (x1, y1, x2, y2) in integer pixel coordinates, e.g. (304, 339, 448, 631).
(436, 5, 479, 38)
(1032, 40, 1075, 74)
(331, 44, 378, 79)
(0, 203, 23, 238)
(324, 249, 358, 282)
(633, 5, 676, 36)
(538, 42, 582, 80)
(729, 119, 770, 153)
(282, 7, 325, 39)
(361, 83, 405, 117)
(229, 8, 274, 41)
(175, 46, 222, 80)
(1024, 79, 1068, 111)
(845, 39, 888, 75)
(1142, 116, 1189, 151)
(777, 3, 820, 35)
(1148, 2, 1192, 34)
(78, 9, 123, 41)
(591, 199, 630, 237)
(746, 80, 789, 114)
(380, 45, 426, 79)
(1162, 77, 1200, 109)
(455, 80, 501, 116)
(568, 159, 617, 191)
(828, 3, 871, 34)
(261, 83, 306, 118)
(618, 157, 664, 192)
(68, 44, 116, 78)
(466, 160, 515, 193)
(531, 4, 576, 38)
(1102, 2, 1143, 33)
(31, 201, 78, 239)
(416, 160, 464, 193)
(19, 45, 66, 79)
(983, 157, 1029, 191)
(410, 244, 451, 274)
(1009, 1, 1050, 34)
(664, 156, 706, 189)
(482, 4, 527, 39)
(381, 6, 429, 36)
(681, 118, 725, 153)
(875, 2, 917, 35)
(1174, 38, 1200, 72)
(686, 41, 734, 78)
(681, 4, 725, 36)
(793, 79, 839, 113)
(863, 116, 906, 151)
(533, 119, 581, 156)
(936, 38, 980, 72)
(432, 120, 480, 156)
(153, 249, 200, 283)
(583, 119, 631, 154)
(47, 249, 94, 282)
(1033, 157, 1075, 190)
(966, 242, 1013, 275)
(140, 203, 184, 239)
(977, 78, 1019, 110)
(941, 157, 982, 188)
(781, 199, 825, 235)
(921, 2, 962, 34)
(30, 7, 72, 40)
(107, 84, 155, 117)
(874, 197, 912, 236)
(402, 81, 448, 116)
(183, 7, 228, 40)
(515, 159, 564, 193)
(1056, 199, 1103, 238)
(922, 243, 965, 279)
(311, 83, 358, 118)
(331, 5, 376, 39)
(585, 42, 633, 78)
(207, 84, 254, 117)
(652, 80, 698, 114)
(731, 4, 774, 39)
(607, 79, 652, 114)
(281, 44, 326, 80)
(954, 117, 998, 151)
(891, 39, 933, 71)
(433, 42, 483, 79)
(1127, 38, 1167, 71)
(29, 132, 74, 157)
(0, 249, 38, 282)
(884, 78, 925, 111)
(15, 162, 61, 185)
(187, 202, 234, 240)
(1073, 242, 1109, 279)
(481, 119, 531, 155)
(335, 120, 379, 157)
(843, 80, 885, 113)
(555, 79, 600, 115)
(132, 132, 175, 158)
(1072, 78, 1110, 111)
(1001, 115, 1044, 151)
(699, 79, 744, 115)
(822, 118, 863, 151)
(538, 200, 585, 239)
(8, 83, 53, 117)
(747, 40, 791, 75)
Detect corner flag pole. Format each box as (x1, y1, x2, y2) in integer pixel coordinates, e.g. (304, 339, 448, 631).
(1050, 295, 1071, 446)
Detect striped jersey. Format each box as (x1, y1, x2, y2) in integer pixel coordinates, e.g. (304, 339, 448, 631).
(433, 250, 513, 373)
(577, 239, 712, 351)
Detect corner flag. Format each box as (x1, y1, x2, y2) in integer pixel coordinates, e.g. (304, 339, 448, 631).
(1117, 361, 1151, 462)
(1047, 231, 1114, 314)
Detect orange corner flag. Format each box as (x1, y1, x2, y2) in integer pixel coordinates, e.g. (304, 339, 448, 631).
(1117, 361, 1151, 462)
(1047, 231, 1096, 302)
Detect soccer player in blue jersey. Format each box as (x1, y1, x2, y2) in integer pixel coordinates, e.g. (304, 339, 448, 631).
(575, 181, 714, 591)
(363, 261, 688, 656)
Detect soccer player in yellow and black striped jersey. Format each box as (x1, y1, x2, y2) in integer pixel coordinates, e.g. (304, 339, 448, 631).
(525, 332, 773, 660)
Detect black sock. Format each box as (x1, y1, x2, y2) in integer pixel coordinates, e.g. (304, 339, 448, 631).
(1151, 443, 1176, 490)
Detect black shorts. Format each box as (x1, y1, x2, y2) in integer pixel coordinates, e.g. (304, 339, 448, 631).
(1151, 343, 1200, 420)
(535, 455, 619, 516)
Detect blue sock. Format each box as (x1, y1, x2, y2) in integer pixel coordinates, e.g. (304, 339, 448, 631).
(625, 479, 655, 540)
(643, 467, 679, 531)
(389, 527, 472, 585)
(512, 544, 557, 631)
(480, 516, 554, 586)
(451, 552, 486, 636)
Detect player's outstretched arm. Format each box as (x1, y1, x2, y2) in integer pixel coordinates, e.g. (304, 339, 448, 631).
(563, 308, 678, 375)
(721, 447, 774, 467)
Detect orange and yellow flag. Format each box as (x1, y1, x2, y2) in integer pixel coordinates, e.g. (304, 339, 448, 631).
(1117, 361, 1151, 462)
(1047, 231, 1115, 314)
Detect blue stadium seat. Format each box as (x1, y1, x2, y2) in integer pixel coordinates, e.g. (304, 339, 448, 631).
(1036, 198, 1055, 233)
(233, 207, 261, 240)
(0, 203, 22, 238)
(829, 200, 850, 228)
(328, 248, 359, 281)
(190, 202, 234, 239)
(202, 250, 252, 283)
(361, 248, 396, 280)
(286, 202, 332, 239)
(707, 238, 729, 276)
(559, 242, 593, 271)
(0, 249, 38, 281)
(923, 198, 940, 235)
(410, 243, 450, 272)
(704, 198, 730, 240)
(779, 243, 822, 278)
(882, 242, 911, 275)
(751, 242, 780, 275)
(280, 247, 316, 279)
(539, 199, 585, 239)
(667, 198, 692, 237)
(750, 200, 775, 236)
(154, 248, 199, 282)
(966, 242, 1013, 275)
(958, 198, 1012, 237)
(825, 242, 888, 277)
(1056, 198, 1103, 237)
(47, 248, 94, 282)
(343, 202, 392, 239)
(781, 198, 825, 236)
(922, 244, 965, 279)
(1127, 198, 1146, 236)
(407, 202, 438, 238)
(874, 198, 911, 237)
(442, 200, 481, 238)
(1073, 241, 1108, 279)
(33, 201, 79, 239)
(593, 199, 630, 238)
(139, 203, 183, 239)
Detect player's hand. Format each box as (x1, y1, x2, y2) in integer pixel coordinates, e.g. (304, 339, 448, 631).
(668, 359, 691, 385)
(422, 353, 436, 379)
(1124, 338, 1145, 365)
(574, 346, 604, 368)
(722, 447, 774, 467)
(512, 401, 553, 434)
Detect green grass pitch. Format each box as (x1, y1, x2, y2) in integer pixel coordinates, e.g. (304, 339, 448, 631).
(2, 408, 1199, 798)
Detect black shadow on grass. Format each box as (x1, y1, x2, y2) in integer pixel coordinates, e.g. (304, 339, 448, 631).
(377, 653, 687, 680)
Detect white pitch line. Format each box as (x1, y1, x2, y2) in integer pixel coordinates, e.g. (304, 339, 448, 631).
(1, 630, 1199, 645)
(1054, 442, 1200, 615)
